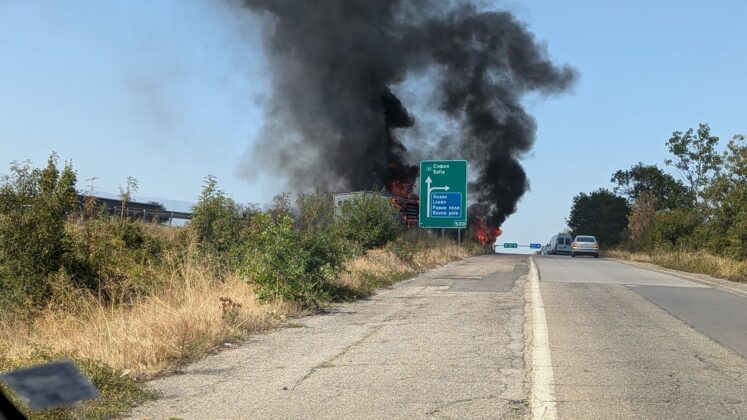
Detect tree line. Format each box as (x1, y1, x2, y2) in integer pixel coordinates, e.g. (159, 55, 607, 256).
(567, 123, 746, 259)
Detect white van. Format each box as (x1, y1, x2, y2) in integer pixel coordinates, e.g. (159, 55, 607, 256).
(549, 233, 573, 255)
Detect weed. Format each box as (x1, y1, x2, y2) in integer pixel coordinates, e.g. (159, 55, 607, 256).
(607, 249, 747, 282)
(219, 297, 243, 327)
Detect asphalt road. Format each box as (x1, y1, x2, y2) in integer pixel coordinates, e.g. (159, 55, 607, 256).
(128, 255, 532, 419)
(536, 255, 747, 419)
(127, 254, 747, 419)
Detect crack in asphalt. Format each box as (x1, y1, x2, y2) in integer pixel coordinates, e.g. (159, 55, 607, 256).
(425, 395, 498, 416)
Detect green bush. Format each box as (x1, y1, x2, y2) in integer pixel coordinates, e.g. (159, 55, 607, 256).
(242, 212, 318, 304)
(189, 176, 245, 258)
(0, 155, 78, 310)
(336, 191, 401, 250)
(241, 192, 350, 306)
(295, 191, 350, 284)
(65, 217, 165, 301)
(640, 209, 700, 250)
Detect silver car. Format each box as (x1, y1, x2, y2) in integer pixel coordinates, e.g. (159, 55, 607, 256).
(571, 235, 599, 258)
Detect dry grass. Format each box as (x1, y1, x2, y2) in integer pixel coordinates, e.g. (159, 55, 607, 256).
(333, 249, 414, 292)
(0, 259, 298, 378)
(411, 242, 472, 270)
(0, 240, 475, 381)
(606, 249, 747, 283)
(333, 242, 473, 292)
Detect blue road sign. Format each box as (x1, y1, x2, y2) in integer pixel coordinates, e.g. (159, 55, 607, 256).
(530, 243, 542, 249)
(430, 192, 462, 218)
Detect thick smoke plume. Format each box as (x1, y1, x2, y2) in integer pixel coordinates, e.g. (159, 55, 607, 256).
(242, 0, 576, 227)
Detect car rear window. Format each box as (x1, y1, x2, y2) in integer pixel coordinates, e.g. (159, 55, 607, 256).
(576, 236, 596, 242)
(563, 238, 571, 245)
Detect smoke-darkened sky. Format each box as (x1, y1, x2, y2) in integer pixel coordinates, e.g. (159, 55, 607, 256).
(1, 0, 745, 245)
(242, 0, 576, 227)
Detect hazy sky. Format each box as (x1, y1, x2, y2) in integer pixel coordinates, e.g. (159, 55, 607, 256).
(1, 0, 745, 247)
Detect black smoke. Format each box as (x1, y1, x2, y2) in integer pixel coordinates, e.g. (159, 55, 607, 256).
(242, 0, 576, 227)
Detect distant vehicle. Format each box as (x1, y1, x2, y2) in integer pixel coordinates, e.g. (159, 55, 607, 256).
(571, 235, 600, 258)
(549, 233, 573, 255)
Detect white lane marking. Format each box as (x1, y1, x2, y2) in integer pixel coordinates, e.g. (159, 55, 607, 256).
(530, 256, 558, 419)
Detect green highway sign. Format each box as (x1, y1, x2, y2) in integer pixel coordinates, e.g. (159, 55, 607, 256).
(503, 243, 518, 249)
(419, 160, 468, 229)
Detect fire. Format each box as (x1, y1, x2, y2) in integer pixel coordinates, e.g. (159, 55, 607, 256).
(386, 161, 416, 198)
(390, 179, 413, 198)
(475, 219, 502, 245)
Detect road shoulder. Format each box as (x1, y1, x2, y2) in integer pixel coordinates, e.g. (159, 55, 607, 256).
(608, 257, 747, 297)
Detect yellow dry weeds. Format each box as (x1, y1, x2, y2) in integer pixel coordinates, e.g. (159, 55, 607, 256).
(411, 243, 471, 270)
(0, 241, 475, 379)
(607, 249, 747, 283)
(1, 266, 297, 377)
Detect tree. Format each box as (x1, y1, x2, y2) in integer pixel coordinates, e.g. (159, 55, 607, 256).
(626, 191, 657, 248)
(611, 163, 692, 210)
(190, 175, 243, 256)
(704, 134, 747, 257)
(567, 189, 630, 247)
(118, 176, 139, 217)
(0, 154, 78, 308)
(665, 123, 723, 204)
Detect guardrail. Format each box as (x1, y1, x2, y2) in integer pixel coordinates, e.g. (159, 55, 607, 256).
(78, 195, 192, 224)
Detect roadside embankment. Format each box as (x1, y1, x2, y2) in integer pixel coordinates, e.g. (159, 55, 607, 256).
(0, 239, 476, 419)
(606, 249, 747, 283)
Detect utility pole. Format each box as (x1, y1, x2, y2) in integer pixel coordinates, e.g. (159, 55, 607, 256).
(85, 177, 98, 196)
(83, 177, 99, 218)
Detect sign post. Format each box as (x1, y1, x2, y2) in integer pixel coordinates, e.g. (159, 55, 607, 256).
(494, 242, 544, 253)
(419, 160, 468, 229)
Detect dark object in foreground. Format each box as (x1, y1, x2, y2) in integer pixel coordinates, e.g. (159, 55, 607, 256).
(0, 388, 26, 419)
(0, 360, 98, 416)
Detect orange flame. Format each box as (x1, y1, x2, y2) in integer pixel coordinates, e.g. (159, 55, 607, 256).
(386, 161, 416, 198)
(390, 179, 412, 198)
(475, 219, 502, 245)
